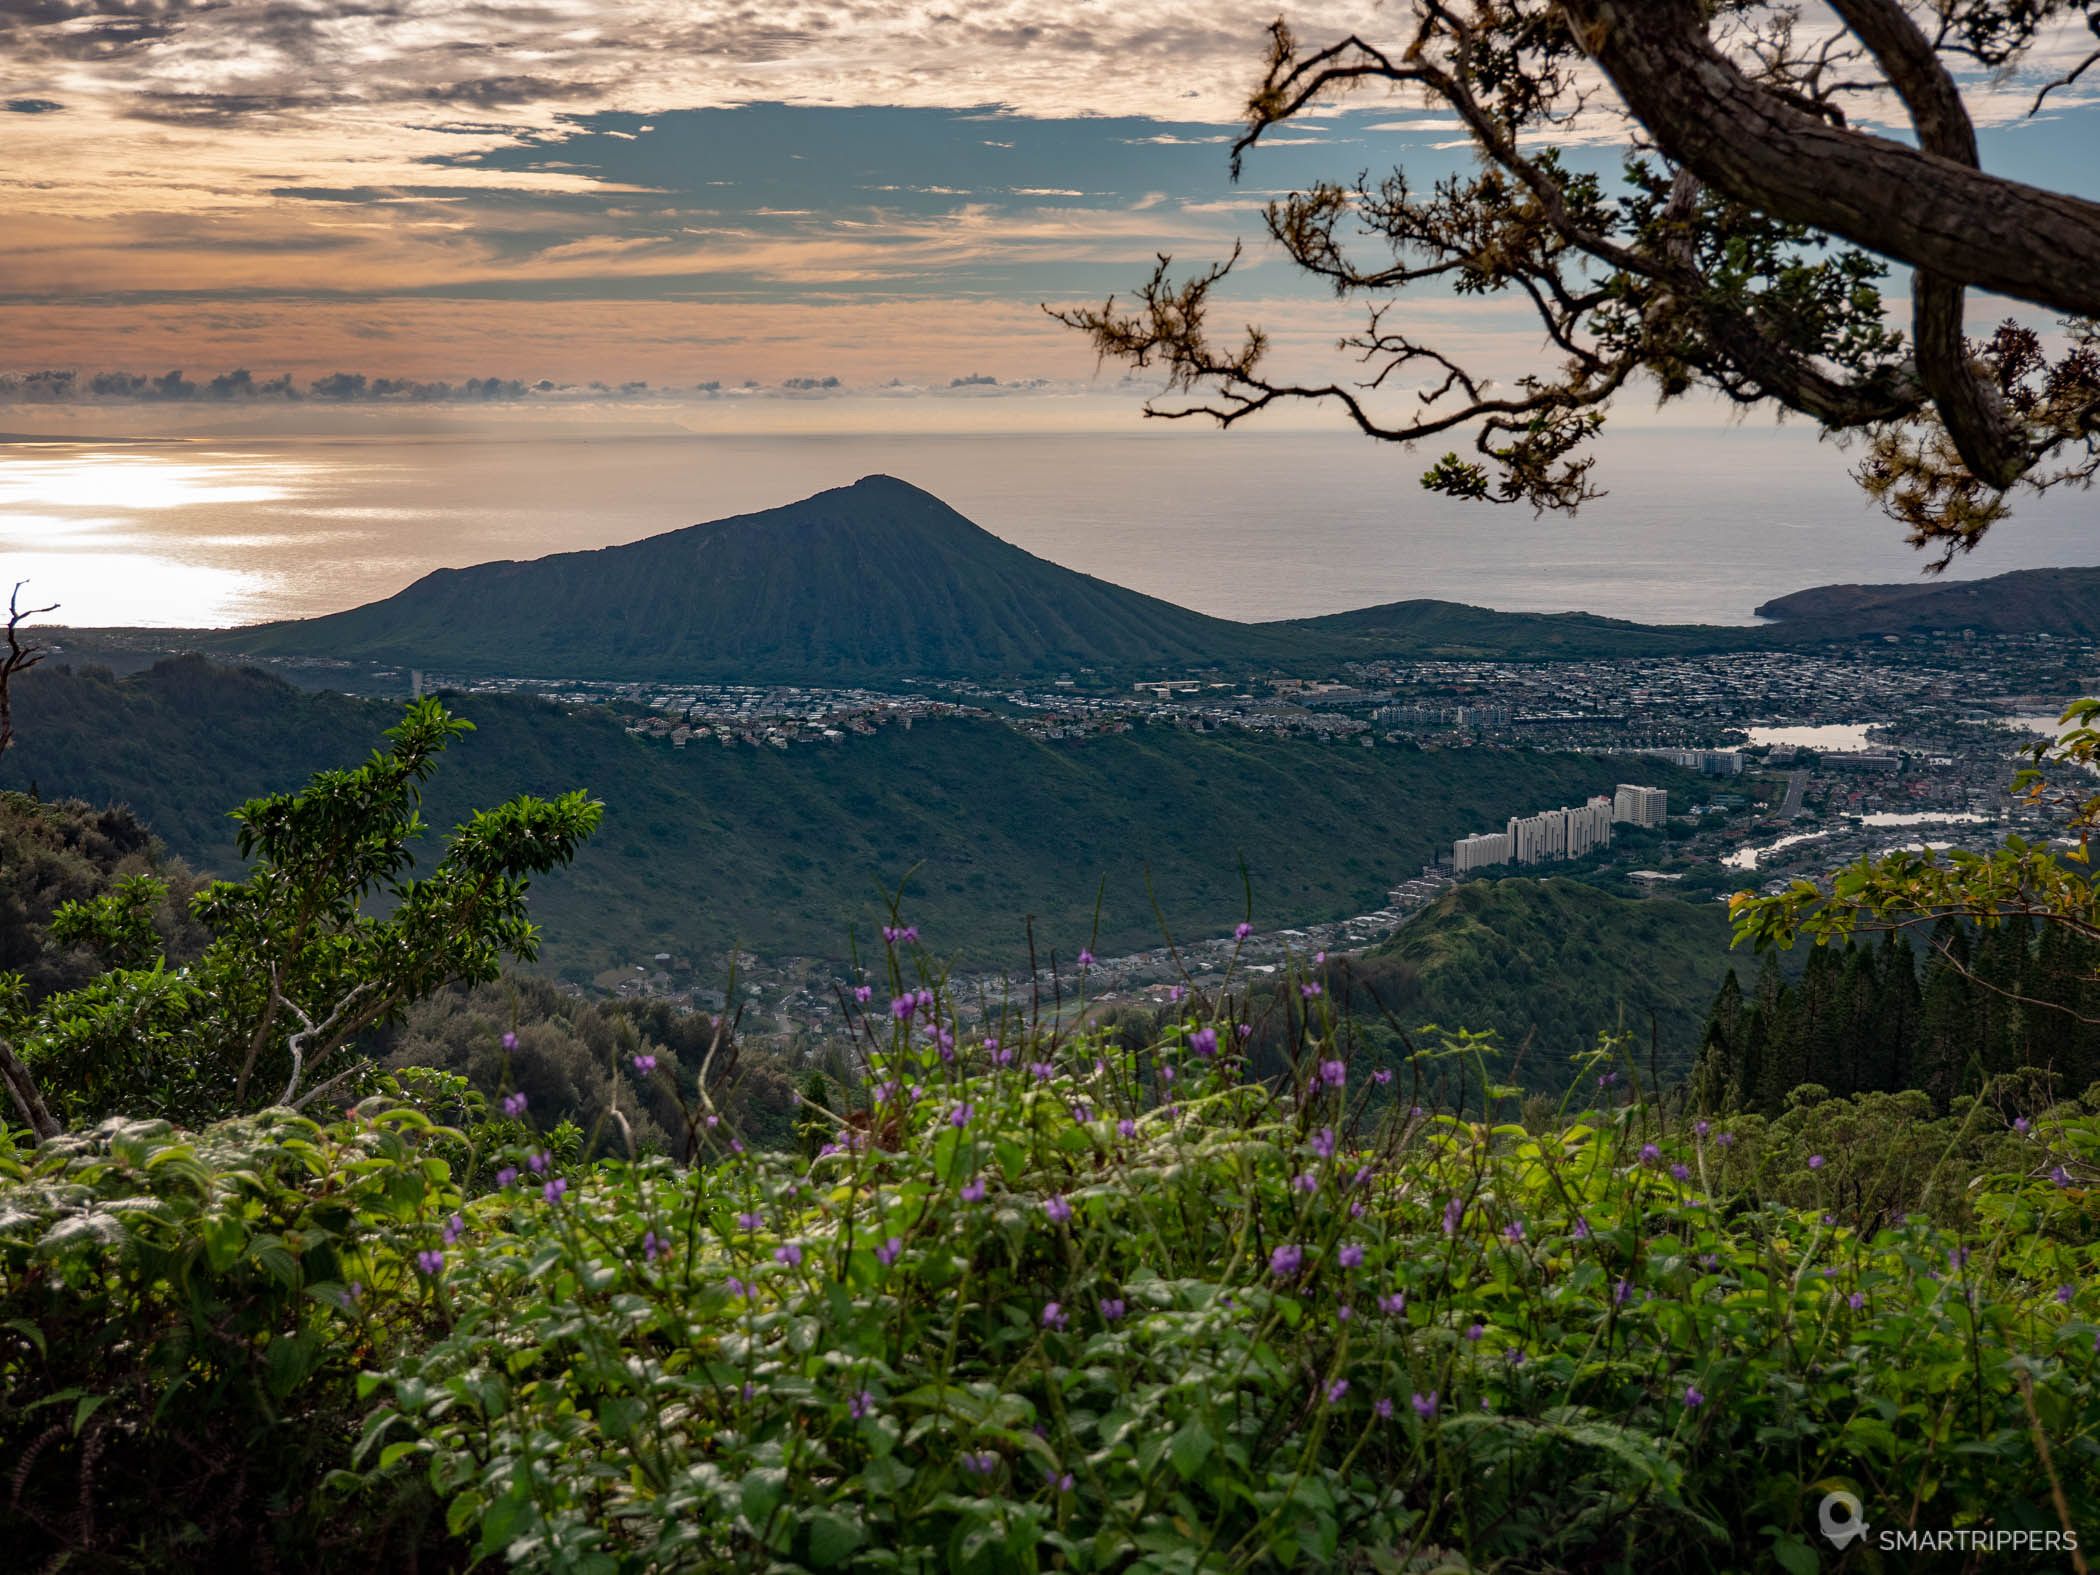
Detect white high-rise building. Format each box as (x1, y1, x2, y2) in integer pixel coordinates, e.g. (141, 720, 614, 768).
(1452, 831, 1511, 873)
(1613, 784, 1668, 827)
(1566, 794, 1614, 857)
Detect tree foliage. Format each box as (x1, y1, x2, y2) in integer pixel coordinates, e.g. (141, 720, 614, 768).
(0, 700, 600, 1133)
(1056, 2, 2100, 559)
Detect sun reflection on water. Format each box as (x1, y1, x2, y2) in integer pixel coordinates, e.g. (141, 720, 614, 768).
(0, 444, 308, 626)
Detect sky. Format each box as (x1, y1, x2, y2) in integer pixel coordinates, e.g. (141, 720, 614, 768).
(3, 2, 2099, 430)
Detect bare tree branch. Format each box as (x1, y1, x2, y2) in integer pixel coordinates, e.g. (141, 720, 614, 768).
(1, 581, 59, 764)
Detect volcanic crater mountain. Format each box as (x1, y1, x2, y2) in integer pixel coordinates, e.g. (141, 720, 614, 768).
(224, 475, 1297, 681)
(201, 474, 2100, 682)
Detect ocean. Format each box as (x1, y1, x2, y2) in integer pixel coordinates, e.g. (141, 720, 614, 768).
(2, 420, 2094, 630)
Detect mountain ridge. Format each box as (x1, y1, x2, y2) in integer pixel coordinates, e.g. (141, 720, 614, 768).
(133, 474, 2100, 681)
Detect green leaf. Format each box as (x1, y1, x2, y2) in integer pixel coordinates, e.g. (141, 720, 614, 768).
(1169, 1419, 1214, 1480)
(741, 1466, 787, 1530)
(198, 1211, 248, 1273)
(808, 1509, 865, 1568)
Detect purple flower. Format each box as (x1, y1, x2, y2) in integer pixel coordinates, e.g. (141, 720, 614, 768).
(2014, 1116, 2031, 1134)
(1502, 1221, 1525, 1244)
(1716, 1131, 1735, 1148)
(527, 1148, 549, 1173)
(1597, 1071, 1618, 1089)
(1030, 1061, 1055, 1082)
(775, 1243, 804, 1267)
(495, 1165, 518, 1187)
(1070, 1102, 1093, 1123)
(1044, 1194, 1072, 1224)
(1670, 1163, 1691, 1182)
(1077, 948, 1095, 969)
(1639, 1143, 1661, 1166)
(1301, 982, 1323, 999)
(502, 1091, 528, 1118)
(1613, 1278, 1632, 1306)
(961, 1176, 987, 1203)
(1117, 1117, 1137, 1139)
(1168, 984, 1187, 1003)
(1293, 1172, 1318, 1193)
(1372, 1068, 1393, 1085)
(641, 1230, 663, 1262)
(949, 1102, 974, 1128)
(1041, 1301, 1067, 1330)
(1442, 1197, 1463, 1237)
(849, 1390, 875, 1419)
(1848, 1291, 1864, 1310)
(724, 1276, 745, 1298)
(416, 1248, 444, 1275)
(632, 1053, 657, 1075)
(1234, 922, 1253, 941)
(1319, 1059, 1346, 1089)
(1189, 1026, 1218, 1057)
(853, 983, 874, 1003)
(1046, 1468, 1074, 1492)
(1339, 1242, 1364, 1269)
(1325, 1378, 1349, 1403)
(1465, 1322, 1485, 1343)
(501, 1031, 518, 1052)
(1100, 1297, 1126, 1322)
(961, 1451, 997, 1476)
(1411, 1391, 1438, 1419)
(1269, 1243, 1304, 1278)
(1374, 1397, 1394, 1421)
(2051, 1166, 2073, 1187)
(442, 1213, 465, 1245)
(915, 987, 933, 1008)
(1572, 1216, 1592, 1241)
(737, 1211, 762, 1230)
(2057, 1284, 2074, 1305)
(1683, 1384, 1704, 1409)
(1378, 1292, 1405, 1316)
(890, 994, 914, 1021)
(1337, 1303, 1353, 1322)
(1311, 1127, 1337, 1159)
(542, 1177, 568, 1204)
(1694, 1119, 1711, 1138)
(1808, 1154, 1825, 1171)
(875, 1236, 903, 1267)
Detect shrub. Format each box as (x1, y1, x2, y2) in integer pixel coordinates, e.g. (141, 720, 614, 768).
(0, 1096, 469, 1569)
(342, 1001, 2098, 1573)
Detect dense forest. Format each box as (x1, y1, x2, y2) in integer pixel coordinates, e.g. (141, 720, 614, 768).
(1694, 922, 2100, 1115)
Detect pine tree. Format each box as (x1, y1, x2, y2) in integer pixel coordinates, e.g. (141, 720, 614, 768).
(1752, 953, 1804, 1115)
(1865, 931, 1921, 1094)
(1691, 968, 1745, 1112)
(1914, 920, 1978, 1109)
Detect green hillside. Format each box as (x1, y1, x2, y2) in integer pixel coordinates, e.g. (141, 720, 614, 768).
(1334, 876, 1741, 1095)
(209, 474, 1300, 682)
(1, 657, 1699, 979)
(1278, 598, 1749, 660)
(1754, 565, 2100, 638)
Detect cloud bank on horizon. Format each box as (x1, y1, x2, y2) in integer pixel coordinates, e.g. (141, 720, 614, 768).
(3, 0, 2097, 418)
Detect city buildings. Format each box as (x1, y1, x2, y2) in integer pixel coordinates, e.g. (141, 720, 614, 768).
(1453, 831, 1512, 873)
(1451, 792, 1622, 873)
(1613, 783, 1669, 827)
